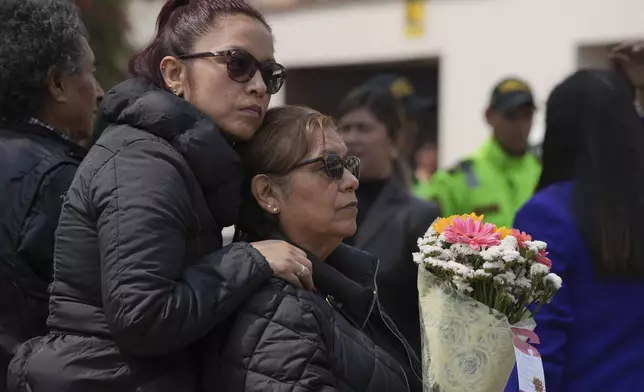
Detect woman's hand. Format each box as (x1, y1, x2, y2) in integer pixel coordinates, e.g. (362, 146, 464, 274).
(251, 240, 314, 290)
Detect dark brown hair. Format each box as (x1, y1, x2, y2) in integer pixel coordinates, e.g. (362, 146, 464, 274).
(537, 69, 644, 279)
(129, 0, 270, 90)
(234, 105, 335, 242)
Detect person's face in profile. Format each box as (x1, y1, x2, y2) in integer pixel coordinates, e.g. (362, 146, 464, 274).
(488, 104, 534, 155)
(53, 38, 104, 146)
(275, 127, 360, 245)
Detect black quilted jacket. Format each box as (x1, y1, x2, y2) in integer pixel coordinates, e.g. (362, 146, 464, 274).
(199, 243, 422, 392)
(7, 79, 273, 392)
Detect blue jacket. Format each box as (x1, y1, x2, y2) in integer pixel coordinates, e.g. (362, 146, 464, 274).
(505, 181, 644, 392)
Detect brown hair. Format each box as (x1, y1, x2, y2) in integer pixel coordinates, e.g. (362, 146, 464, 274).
(129, 0, 270, 90)
(234, 105, 335, 241)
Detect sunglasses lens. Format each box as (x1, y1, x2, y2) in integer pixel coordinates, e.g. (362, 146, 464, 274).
(325, 155, 345, 180)
(261, 63, 287, 95)
(227, 52, 255, 82)
(345, 156, 360, 180)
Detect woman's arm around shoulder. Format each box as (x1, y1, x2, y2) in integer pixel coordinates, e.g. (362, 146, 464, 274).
(91, 138, 273, 357)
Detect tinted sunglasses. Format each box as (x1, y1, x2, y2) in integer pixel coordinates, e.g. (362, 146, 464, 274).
(290, 154, 360, 180)
(178, 49, 286, 95)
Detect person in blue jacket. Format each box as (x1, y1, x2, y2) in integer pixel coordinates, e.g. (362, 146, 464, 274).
(504, 69, 644, 391)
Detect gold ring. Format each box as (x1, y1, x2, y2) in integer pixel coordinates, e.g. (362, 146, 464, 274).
(296, 264, 307, 277)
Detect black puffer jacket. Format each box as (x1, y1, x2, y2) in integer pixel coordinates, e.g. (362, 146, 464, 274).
(0, 123, 86, 391)
(7, 79, 273, 392)
(200, 243, 422, 392)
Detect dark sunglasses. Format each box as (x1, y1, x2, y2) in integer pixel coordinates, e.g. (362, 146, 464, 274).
(290, 154, 360, 181)
(178, 49, 286, 95)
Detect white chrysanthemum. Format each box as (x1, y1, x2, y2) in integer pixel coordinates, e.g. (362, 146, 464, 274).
(450, 243, 477, 257)
(530, 263, 550, 277)
(545, 273, 563, 290)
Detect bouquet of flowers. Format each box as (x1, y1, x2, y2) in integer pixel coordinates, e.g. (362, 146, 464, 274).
(414, 214, 562, 392)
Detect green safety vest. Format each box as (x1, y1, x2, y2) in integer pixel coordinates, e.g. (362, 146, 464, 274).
(414, 138, 541, 228)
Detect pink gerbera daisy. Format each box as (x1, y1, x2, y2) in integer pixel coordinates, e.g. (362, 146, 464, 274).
(510, 229, 532, 247)
(443, 217, 501, 250)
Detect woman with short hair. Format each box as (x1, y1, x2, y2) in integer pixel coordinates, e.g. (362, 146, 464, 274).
(199, 105, 420, 392)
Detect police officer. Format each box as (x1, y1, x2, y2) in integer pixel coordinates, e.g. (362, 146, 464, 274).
(417, 77, 541, 228)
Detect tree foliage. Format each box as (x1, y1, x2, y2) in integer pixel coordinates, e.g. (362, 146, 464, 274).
(76, 0, 133, 89)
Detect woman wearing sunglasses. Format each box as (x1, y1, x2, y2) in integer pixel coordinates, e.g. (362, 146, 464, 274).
(197, 105, 419, 392)
(7, 1, 313, 392)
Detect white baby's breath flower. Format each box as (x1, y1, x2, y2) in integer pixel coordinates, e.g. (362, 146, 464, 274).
(515, 277, 532, 290)
(502, 249, 522, 262)
(424, 226, 437, 237)
(514, 255, 527, 264)
(524, 240, 546, 254)
(531, 240, 547, 251)
(530, 263, 550, 277)
(453, 277, 474, 293)
(480, 246, 503, 261)
(482, 261, 504, 271)
(413, 252, 423, 264)
(444, 260, 473, 278)
(545, 273, 563, 290)
(501, 235, 518, 248)
(473, 269, 492, 279)
(422, 256, 445, 269)
(417, 237, 431, 247)
(450, 243, 477, 257)
(493, 271, 516, 286)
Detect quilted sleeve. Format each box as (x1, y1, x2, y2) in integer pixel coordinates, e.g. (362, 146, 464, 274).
(206, 287, 340, 392)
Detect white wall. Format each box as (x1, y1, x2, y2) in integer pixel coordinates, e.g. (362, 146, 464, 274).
(127, 0, 644, 166)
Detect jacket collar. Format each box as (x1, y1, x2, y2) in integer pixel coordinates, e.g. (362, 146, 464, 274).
(2, 121, 87, 160)
(269, 231, 378, 328)
(353, 177, 409, 248)
(100, 78, 243, 227)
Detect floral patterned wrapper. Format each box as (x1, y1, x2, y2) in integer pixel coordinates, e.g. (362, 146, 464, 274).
(418, 267, 535, 392)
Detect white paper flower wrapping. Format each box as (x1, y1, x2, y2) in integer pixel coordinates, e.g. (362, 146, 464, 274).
(418, 267, 535, 392)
